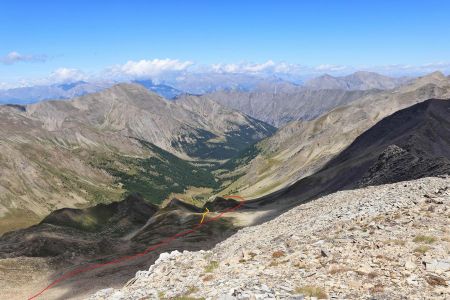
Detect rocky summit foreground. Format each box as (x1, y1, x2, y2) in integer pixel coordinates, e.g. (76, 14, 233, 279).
(91, 177, 450, 299)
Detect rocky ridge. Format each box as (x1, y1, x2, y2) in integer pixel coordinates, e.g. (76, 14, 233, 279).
(91, 177, 450, 299)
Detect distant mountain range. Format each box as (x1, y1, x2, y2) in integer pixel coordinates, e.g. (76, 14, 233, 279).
(0, 73, 285, 105)
(163, 72, 288, 94)
(304, 71, 412, 90)
(132, 79, 183, 99)
(0, 80, 185, 104)
(203, 85, 376, 127)
(0, 81, 112, 104)
(0, 73, 288, 105)
(203, 71, 415, 126)
(0, 71, 415, 106)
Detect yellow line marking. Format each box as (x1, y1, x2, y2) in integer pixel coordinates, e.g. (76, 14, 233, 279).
(200, 207, 209, 224)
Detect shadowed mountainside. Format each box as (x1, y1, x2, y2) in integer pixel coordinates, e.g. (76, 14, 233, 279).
(219, 71, 450, 198)
(241, 98, 450, 223)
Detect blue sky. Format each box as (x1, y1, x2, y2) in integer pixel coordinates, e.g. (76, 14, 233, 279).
(1, 0, 450, 87)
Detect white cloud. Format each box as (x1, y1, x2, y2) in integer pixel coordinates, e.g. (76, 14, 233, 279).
(211, 60, 285, 74)
(315, 64, 349, 72)
(1, 51, 47, 65)
(109, 58, 194, 78)
(349, 62, 450, 76)
(0, 82, 10, 90)
(1, 68, 88, 89)
(49, 68, 86, 83)
(209, 60, 338, 76)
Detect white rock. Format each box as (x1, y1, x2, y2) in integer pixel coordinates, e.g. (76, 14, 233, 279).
(424, 259, 450, 274)
(404, 261, 416, 270)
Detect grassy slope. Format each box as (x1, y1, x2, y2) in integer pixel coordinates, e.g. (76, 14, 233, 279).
(90, 140, 220, 205)
(174, 122, 276, 160)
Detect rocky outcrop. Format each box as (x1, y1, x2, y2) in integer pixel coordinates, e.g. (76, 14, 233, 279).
(357, 145, 450, 187)
(91, 177, 450, 299)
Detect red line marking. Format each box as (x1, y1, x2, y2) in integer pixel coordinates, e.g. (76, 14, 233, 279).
(28, 196, 245, 300)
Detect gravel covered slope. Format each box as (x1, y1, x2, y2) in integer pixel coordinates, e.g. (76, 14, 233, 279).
(91, 176, 450, 299)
